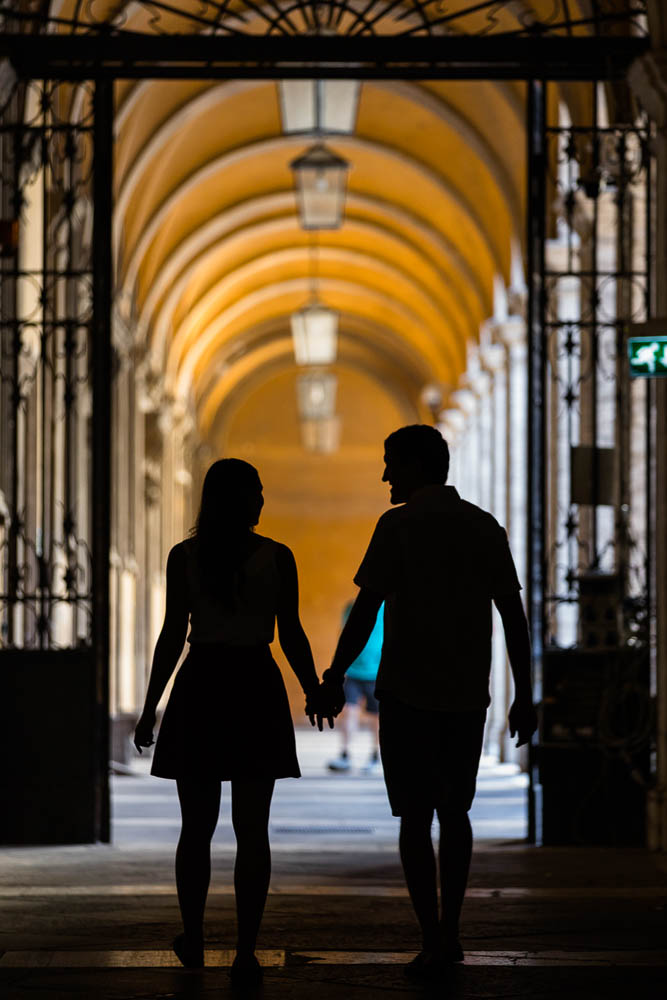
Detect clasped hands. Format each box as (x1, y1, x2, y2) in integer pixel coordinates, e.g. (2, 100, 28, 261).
(305, 669, 346, 731)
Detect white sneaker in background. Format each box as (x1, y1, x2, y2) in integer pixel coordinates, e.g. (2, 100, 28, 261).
(360, 756, 382, 775)
(327, 753, 352, 772)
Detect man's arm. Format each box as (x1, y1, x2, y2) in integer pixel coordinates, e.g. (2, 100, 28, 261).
(493, 591, 537, 747)
(324, 587, 383, 683)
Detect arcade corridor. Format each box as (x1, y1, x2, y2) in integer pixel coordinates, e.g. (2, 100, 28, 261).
(2, 2, 667, 996)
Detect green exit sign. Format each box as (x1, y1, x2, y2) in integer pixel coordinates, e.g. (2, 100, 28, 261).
(628, 334, 667, 378)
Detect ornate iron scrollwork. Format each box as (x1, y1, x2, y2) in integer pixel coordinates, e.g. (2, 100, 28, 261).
(538, 84, 654, 654)
(0, 80, 95, 649)
(0, 0, 650, 38)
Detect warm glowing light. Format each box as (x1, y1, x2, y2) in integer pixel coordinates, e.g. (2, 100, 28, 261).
(278, 80, 360, 135)
(301, 415, 341, 454)
(291, 303, 338, 365)
(290, 143, 349, 230)
(296, 371, 337, 420)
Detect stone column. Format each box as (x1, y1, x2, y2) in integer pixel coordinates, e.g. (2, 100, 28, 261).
(449, 388, 478, 504)
(629, 45, 667, 851)
(460, 343, 493, 509)
(480, 337, 511, 760)
(109, 310, 139, 760)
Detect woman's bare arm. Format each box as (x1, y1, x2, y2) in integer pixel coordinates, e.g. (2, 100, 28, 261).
(135, 545, 189, 750)
(275, 544, 319, 699)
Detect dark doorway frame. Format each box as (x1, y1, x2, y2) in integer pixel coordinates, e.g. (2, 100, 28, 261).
(0, 10, 654, 844)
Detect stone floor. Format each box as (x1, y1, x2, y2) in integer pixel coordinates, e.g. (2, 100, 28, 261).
(1, 728, 666, 999)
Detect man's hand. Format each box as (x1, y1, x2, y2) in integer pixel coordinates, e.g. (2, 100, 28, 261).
(134, 709, 156, 754)
(321, 669, 346, 716)
(305, 686, 335, 732)
(508, 698, 538, 748)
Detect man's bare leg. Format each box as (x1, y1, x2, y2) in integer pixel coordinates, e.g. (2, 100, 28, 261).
(398, 808, 440, 953)
(437, 806, 473, 950)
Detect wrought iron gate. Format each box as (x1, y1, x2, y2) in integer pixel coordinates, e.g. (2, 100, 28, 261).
(0, 2, 654, 845)
(527, 80, 655, 844)
(0, 76, 112, 843)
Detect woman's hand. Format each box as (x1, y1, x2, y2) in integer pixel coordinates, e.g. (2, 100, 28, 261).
(305, 685, 336, 732)
(320, 669, 346, 716)
(305, 680, 346, 731)
(133, 710, 156, 754)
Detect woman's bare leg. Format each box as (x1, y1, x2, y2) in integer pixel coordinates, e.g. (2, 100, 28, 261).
(231, 777, 275, 958)
(175, 776, 221, 953)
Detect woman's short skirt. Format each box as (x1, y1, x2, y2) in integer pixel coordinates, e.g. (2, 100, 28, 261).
(151, 642, 301, 781)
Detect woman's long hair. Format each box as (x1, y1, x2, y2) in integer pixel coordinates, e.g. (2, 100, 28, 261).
(190, 458, 261, 604)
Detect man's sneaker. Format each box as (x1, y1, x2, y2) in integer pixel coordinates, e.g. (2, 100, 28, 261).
(328, 753, 351, 772)
(360, 755, 382, 774)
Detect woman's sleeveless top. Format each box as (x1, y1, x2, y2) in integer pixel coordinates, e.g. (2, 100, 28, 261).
(182, 534, 281, 646)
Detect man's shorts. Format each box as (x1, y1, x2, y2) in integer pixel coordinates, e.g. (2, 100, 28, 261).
(378, 693, 487, 817)
(343, 677, 379, 714)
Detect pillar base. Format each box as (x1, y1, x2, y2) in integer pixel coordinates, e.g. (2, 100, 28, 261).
(647, 786, 667, 852)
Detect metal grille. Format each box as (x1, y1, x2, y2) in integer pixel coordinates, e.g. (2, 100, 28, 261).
(0, 0, 649, 38)
(527, 80, 655, 678)
(0, 80, 97, 650)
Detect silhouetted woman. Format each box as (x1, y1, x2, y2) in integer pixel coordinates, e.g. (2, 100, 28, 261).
(134, 459, 324, 987)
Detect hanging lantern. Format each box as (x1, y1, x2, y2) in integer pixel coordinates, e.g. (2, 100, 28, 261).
(296, 371, 337, 421)
(291, 302, 338, 366)
(290, 143, 349, 230)
(278, 80, 361, 135)
(301, 416, 341, 454)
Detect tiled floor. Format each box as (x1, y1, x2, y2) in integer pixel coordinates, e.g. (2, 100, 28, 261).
(1, 729, 665, 998)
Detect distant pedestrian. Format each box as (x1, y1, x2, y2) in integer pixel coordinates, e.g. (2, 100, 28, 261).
(328, 600, 383, 774)
(134, 459, 328, 987)
(320, 425, 537, 981)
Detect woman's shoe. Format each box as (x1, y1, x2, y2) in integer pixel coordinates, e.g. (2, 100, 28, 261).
(229, 953, 263, 988)
(404, 942, 463, 982)
(172, 933, 204, 969)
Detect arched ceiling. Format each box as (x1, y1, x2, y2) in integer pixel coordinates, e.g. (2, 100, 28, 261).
(84, 0, 647, 444)
(114, 76, 526, 437)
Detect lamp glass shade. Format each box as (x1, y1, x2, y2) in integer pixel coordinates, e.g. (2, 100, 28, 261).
(290, 143, 349, 230)
(279, 80, 360, 134)
(291, 303, 338, 365)
(301, 415, 341, 454)
(296, 371, 337, 421)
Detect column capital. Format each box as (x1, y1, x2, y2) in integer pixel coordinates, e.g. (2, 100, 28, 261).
(507, 286, 527, 322)
(437, 408, 466, 445)
(491, 316, 526, 348)
(449, 387, 479, 415)
(628, 49, 667, 129)
(462, 369, 492, 397)
(0, 59, 17, 107)
(156, 394, 197, 439)
(111, 300, 135, 366)
(479, 342, 506, 373)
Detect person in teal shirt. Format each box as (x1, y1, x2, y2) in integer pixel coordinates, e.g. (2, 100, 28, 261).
(328, 600, 384, 773)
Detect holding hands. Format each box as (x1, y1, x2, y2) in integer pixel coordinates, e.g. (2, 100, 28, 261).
(305, 671, 346, 731)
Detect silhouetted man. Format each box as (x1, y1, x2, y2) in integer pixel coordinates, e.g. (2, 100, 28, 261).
(322, 424, 537, 980)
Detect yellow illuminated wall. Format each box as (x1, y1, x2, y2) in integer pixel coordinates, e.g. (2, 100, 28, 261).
(221, 364, 415, 713)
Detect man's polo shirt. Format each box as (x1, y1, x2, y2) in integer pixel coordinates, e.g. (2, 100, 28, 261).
(354, 485, 521, 712)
